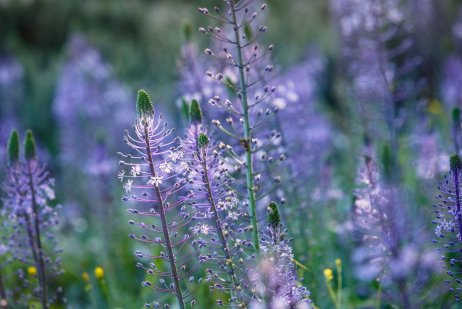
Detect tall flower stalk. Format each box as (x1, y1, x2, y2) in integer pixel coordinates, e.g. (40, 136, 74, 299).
(434, 153, 462, 301)
(183, 102, 253, 306)
(198, 0, 279, 254)
(119, 90, 195, 308)
(2, 130, 63, 308)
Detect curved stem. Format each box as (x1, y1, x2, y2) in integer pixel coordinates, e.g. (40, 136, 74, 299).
(228, 0, 260, 254)
(143, 126, 185, 309)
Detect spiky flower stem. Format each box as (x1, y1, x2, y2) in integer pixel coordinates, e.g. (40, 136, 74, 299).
(141, 121, 185, 309)
(197, 139, 239, 302)
(227, 0, 260, 254)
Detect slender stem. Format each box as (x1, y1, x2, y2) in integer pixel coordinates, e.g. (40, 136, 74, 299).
(143, 126, 185, 309)
(228, 0, 260, 254)
(26, 162, 48, 309)
(199, 146, 238, 304)
(454, 169, 462, 241)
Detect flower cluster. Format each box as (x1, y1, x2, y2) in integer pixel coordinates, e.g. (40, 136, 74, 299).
(252, 202, 312, 308)
(352, 150, 437, 307)
(1, 130, 63, 308)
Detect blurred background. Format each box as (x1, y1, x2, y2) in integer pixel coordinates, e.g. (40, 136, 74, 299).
(1, 0, 462, 308)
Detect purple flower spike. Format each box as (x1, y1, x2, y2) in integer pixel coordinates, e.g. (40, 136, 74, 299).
(434, 154, 462, 302)
(119, 90, 195, 309)
(183, 120, 255, 306)
(2, 130, 63, 309)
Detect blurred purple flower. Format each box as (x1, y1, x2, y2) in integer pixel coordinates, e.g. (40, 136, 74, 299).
(352, 151, 439, 307)
(0, 55, 23, 166)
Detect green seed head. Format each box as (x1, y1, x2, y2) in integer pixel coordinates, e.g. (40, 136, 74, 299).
(450, 153, 462, 172)
(136, 90, 154, 120)
(183, 21, 193, 41)
(24, 130, 36, 161)
(198, 133, 209, 148)
(267, 201, 281, 229)
(7, 130, 20, 164)
(181, 98, 189, 121)
(189, 99, 203, 124)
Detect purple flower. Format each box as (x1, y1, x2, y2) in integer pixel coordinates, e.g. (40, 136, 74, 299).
(250, 202, 311, 308)
(0, 55, 23, 166)
(182, 105, 254, 305)
(1, 130, 63, 308)
(352, 150, 438, 307)
(119, 90, 194, 309)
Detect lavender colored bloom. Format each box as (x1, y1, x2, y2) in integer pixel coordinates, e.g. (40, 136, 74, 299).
(1, 131, 63, 308)
(0, 55, 23, 167)
(250, 202, 311, 308)
(272, 51, 333, 200)
(53, 34, 134, 234)
(53, 34, 133, 175)
(119, 90, 195, 309)
(352, 150, 438, 307)
(331, 0, 421, 160)
(441, 56, 462, 110)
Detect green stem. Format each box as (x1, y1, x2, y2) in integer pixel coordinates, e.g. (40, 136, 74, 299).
(143, 126, 185, 309)
(228, 0, 260, 254)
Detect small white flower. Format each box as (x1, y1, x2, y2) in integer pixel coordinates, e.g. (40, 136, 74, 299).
(43, 185, 55, 200)
(169, 150, 184, 163)
(123, 179, 133, 193)
(131, 165, 141, 176)
(227, 211, 239, 220)
(118, 170, 125, 182)
(159, 162, 173, 173)
(193, 224, 211, 235)
(175, 161, 188, 173)
(147, 175, 163, 186)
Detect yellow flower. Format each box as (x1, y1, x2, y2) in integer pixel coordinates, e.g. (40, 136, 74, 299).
(82, 272, 90, 283)
(27, 266, 37, 277)
(335, 258, 342, 268)
(94, 266, 104, 280)
(324, 268, 333, 281)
